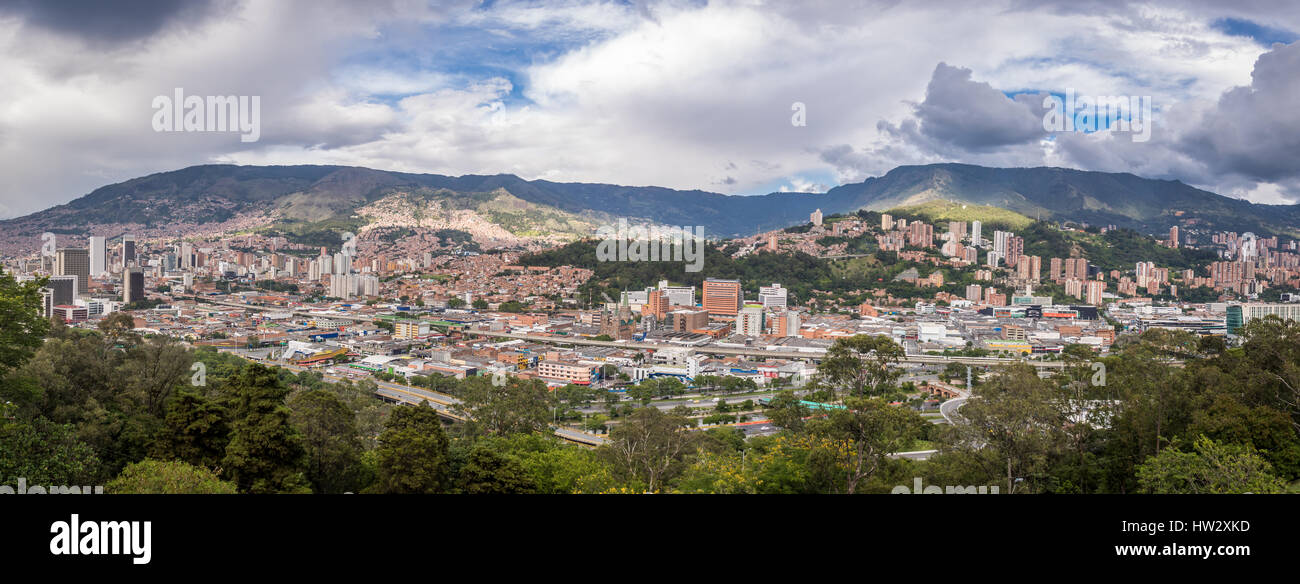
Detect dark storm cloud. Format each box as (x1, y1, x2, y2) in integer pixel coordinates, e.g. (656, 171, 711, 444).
(0, 0, 228, 44)
(904, 63, 1048, 153)
(1179, 41, 1300, 183)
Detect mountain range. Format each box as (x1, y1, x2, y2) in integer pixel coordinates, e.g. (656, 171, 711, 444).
(2, 162, 1296, 255)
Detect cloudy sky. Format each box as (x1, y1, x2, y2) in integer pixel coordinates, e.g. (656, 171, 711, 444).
(1, 0, 1298, 219)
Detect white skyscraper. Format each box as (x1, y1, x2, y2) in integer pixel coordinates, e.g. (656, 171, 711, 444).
(88, 236, 106, 277)
(738, 305, 764, 337)
(993, 230, 1011, 258)
(970, 221, 982, 248)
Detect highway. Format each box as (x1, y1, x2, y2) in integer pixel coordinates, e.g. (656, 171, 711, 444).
(940, 397, 969, 425)
(237, 354, 608, 446)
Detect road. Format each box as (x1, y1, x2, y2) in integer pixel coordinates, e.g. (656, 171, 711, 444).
(940, 397, 969, 424)
(238, 355, 608, 446)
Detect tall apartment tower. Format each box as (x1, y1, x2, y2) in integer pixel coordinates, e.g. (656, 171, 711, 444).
(810, 209, 823, 226)
(702, 278, 742, 317)
(54, 248, 90, 295)
(970, 220, 982, 248)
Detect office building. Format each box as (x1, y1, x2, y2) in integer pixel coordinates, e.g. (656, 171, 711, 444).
(122, 235, 136, 268)
(758, 283, 788, 309)
(47, 274, 78, 305)
(1227, 303, 1300, 335)
(702, 278, 742, 317)
(89, 236, 106, 277)
(123, 268, 145, 305)
(54, 248, 90, 295)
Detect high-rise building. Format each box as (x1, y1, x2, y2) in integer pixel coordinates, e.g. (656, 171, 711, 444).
(123, 268, 145, 305)
(1085, 280, 1105, 306)
(970, 220, 982, 247)
(810, 209, 823, 226)
(907, 221, 934, 247)
(47, 275, 77, 306)
(39, 287, 55, 318)
(1072, 258, 1090, 280)
(1007, 236, 1024, 268)
(644, 289, 670, 321)
(758, 284, 788, 309)
(737, 305, 764, 337)
(880, 213, 894, 231)
(948, 221, 967, 242)
(769, 310, 800, 337)
(993, 230, 1011, 258)
(334, 252, 352, 275)
(121, 235, 136, 268)
(1169, 226, 1180, 248)
(54, 248, 90, 295)
(702, 278, 742, 317)
(89, 236, 106, 277)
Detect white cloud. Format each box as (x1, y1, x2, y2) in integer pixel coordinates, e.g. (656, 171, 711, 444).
(0, 0, 1297, 219)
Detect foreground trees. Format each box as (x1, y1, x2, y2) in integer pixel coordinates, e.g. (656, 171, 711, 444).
(1136, 436, 1286, 494)
(221, 364, 311, 494)
(816, 334, 904, 398)
(605, 407, 696, 492)
(809, 397, 926, 494)
(106, 459, 237, 494)
(3, 256, 1300, 494)
(371, 402, 450, 493)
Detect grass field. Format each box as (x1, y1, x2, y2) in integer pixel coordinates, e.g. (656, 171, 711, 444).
(888, 200, 1036, 230)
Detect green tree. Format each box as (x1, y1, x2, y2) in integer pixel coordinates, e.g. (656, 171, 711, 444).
(817, 334, 904, 397)
(456, 445, 537, 494)
(288, 389, 365, 493)
(604, 407, 696, 492)
(0, 408, 100, 486)
(808, 397, 926, 494)
(456, 376, 554, 436)
(106, 459, 237, 494)
(765, 390, 812, 433)
(221, 363, 311, 493)
(948, 364, 1066, 494)
(371, 402, 451, 493)
(152, 390, 230, 470)
(119, 336, 192, 417)
(0, 269, 49, 378)
(1136, 436, 1287, 494)
(97, 312, 139, 347)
